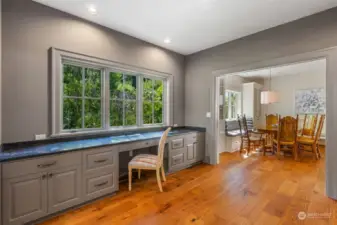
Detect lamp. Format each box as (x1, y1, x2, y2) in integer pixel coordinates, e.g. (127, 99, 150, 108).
(261, 68, 278, 104)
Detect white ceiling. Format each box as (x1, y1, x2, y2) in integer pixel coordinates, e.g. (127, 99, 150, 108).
(33, 0, 337, 55)
(236, 59, 326, 79)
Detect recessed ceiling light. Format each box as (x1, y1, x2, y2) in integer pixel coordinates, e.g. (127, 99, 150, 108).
(164, 38, 171, 44)
(87, 5, 97, 15)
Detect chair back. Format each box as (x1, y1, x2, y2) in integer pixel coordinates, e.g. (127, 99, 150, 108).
(300, 114, 318, 137)
(314, 115, 325, 143)
(239, 115, 249, 138)
(157, 127, 171, 168)
(277, 115, 298, 142)
(266, 114, 278, 128)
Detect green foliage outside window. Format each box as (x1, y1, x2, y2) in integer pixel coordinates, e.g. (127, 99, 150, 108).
(62, 64, 164, 131)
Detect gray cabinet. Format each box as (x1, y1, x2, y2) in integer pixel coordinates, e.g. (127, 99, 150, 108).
(47, 166, 82, 214)
(168, 132, 205, 173)
(82, 146, 119, 201)
(2, 173, 48, 225)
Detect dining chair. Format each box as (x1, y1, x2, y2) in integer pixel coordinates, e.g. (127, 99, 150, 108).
(273, 115, 298, 160)
(266, 114, 278, 128)
(264, 114, 278, 154)
(239, 115, 263, 155)
(128, 127, 171, 192)
(297, 114, 325, 160)
(298, 114, 318, 137)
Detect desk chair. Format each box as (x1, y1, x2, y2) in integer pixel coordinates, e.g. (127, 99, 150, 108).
(128, 127, 171, 192)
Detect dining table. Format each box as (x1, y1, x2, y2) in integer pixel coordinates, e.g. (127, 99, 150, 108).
(252, 125, 278, 154)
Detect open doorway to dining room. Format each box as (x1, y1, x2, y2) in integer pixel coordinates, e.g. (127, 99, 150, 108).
(216, 58, 326, 160)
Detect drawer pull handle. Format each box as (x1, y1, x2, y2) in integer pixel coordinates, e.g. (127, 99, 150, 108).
(95, 181, 108, 187)
(94, 159, 108, 163)
(37, 161, 57, 168)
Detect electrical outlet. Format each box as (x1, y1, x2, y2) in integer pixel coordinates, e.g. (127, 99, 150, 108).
(35, 134, 46, 140)
(173, 124, 178, 127)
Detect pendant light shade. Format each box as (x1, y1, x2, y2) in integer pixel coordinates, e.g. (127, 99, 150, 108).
(261, 91, 278, 104)
(261, 68, 278, 104)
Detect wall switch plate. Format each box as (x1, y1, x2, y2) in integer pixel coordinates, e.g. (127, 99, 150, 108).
(206, 112, 211, 118)
(35, 134, 46, 140)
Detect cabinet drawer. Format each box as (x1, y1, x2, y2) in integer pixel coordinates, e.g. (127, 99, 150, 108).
(185, 133, 197, 144)
(119, 140, 158, 152)
(83, 147, 118, 172)
(2, 152, 81, 179)
(169, 148, 186, 168)
(84, 169, 118, 201)
(171, 138, 184, 149)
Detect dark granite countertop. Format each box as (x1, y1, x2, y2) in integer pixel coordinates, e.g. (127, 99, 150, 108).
(0, 128, 205, 162)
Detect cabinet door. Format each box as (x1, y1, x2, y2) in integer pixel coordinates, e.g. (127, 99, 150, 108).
(47, 166, 82, 214)
(3, 173, 48, 225)
(195, 142, 205, 162)
(186, 144, 196, 163)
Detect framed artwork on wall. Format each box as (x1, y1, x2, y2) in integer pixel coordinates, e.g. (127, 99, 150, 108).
(295, 88, 325, 114)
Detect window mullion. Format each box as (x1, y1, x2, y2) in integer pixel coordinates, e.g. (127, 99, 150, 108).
(152, 79, 154, 124)
(122, 74, 125, 126)
(137, 75, 143, 127)
(82, 67, 85, 129)
(104, 69, 110, 130)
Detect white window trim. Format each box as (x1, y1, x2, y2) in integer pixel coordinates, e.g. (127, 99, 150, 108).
(51, 48, 173, 136)
(224, 90, 241, 120)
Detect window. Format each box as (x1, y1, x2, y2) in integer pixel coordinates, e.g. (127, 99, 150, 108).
(143, 78, 163, 125)
(62, 64, 102, 130)
(53, 49, 171, 135)
(110, 72, 137, 127)
(224, 90, 241, 120)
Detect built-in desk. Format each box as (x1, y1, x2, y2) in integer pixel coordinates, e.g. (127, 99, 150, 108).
(0, 128, 205, 225)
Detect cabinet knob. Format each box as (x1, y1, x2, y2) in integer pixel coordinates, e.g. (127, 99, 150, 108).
(42, 174, 47, 180)
(48, 173, 53, 178)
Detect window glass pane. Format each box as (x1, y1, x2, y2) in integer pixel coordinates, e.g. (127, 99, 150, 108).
(63, 64, 82, 97)
(143, 101, 153, 124)
(110, 72, 123, 99)
(154, 102, 163, 124)
(124, 75, 137, 100)
(154, 80, 163, 101)
(143, 78, 153, 101)
(84, 99, 101, 128)
(110, 100, 123, 126)
(125, 101, 137, 126)
(63, 98, 82, 130)
(85, 68, 101, 97)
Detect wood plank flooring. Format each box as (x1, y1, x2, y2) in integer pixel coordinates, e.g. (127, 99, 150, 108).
(41, 149, 336, 225)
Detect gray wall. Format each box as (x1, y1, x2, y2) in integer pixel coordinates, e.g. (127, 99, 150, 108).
(2, 0, 185, 143)
(185, 7, 337, 127)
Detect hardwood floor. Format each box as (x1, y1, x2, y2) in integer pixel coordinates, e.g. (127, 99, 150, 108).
(41, 149, 336, 225)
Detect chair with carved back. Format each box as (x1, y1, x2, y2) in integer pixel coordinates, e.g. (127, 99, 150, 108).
(298, 114, 318, 138)
(264, 114, 279, 153)
(297, 114, 325, 160)
(239, 115, 263, 155)
(273, 115, 298, 160)
(128, 127, 171, 192)
(266, 114, 278, 128)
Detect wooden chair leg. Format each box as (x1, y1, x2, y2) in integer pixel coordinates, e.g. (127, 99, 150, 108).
(317, 144, 322, 158)
(313, 144, 319, 160)
(247, 140, 251, 155)
(240, 138, 243, 153)
(263, 139, 266, 156)
(277, 144, 281, 159)
(138, 169, 141, 179)
(128, 167, 132, 191)
(293, 144, 298, 161)
(156, 169, 163, 192)
(161, 166, 166, 182)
